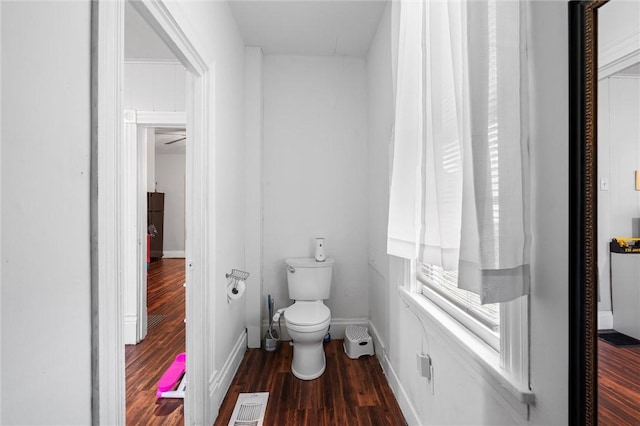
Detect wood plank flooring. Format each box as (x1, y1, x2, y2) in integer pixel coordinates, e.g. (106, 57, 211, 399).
(215, 340, 407, 426)
(126, 258, 186, 425)
(126, 258, 405, 425)
(598, 338, 640, 425)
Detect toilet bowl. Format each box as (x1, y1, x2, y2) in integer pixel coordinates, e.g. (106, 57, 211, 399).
(282, 257, 334, 380)
(284, 301, 331, 380)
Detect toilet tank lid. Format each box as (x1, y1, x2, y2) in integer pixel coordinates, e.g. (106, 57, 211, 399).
(285, 258, 334, 268)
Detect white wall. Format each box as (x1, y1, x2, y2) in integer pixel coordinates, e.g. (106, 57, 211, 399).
(262, 55, 369, 332)
(123, 62, 185, 192)
(162, 2, 248, 421)
(244, 46, 264, 348)
(599, 0, 640, 72)
(527, 2, 569, 423)
(124, 62, 186, 112)
(1, 2, 92, 424)
(366, 1, 568, 425)
(146, 128, 156, 192)
(366, 2, 393, 358)
(599, 0, 640, 48)
(156, 153, 186, 256)
(0, 1, 246, 424)
(597, 76, 640, 313)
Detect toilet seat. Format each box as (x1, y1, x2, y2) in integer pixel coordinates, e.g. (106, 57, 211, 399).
(285, 302, 330, 332)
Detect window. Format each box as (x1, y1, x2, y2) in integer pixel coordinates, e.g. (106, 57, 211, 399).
(418, 263, 500, 350)
(389, 0, 533, 407)
(402, 271, 533, 409)
(413, 259, 531, 407)
(416, 0, 502, 354)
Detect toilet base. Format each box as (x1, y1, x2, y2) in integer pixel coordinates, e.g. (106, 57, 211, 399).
(291, 340, 326, 380)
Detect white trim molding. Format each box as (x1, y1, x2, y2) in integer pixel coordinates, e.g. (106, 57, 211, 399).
(599, 31, 640, 79)
(136, 110, 186, 126)
(91, 1, 126, 424)
(132, 2, 212, 424)
(598, 310, 614, 330)
(368, 321, 421, 426)
(123, 111, 142, 345)
(209, 331, 247, 413)
(124, 58, 182, 65)
(123, 314, 138, 345)
(163, 250, 186, 258)
(399, 288, 534, 420)
(123, 109, 187, 346)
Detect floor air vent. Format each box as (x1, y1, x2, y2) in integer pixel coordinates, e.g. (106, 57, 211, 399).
(228, 392, 269, 426)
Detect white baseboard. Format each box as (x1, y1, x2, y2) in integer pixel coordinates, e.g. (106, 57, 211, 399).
(260, 317, 369, 342)
(368, 320, 387, 368)
(368, 320, 421, 426)
(598, 310, 613, 330)
(163, 250, 185, 258)
(124, 315, 137, 345)
(210, 330, 247, 419)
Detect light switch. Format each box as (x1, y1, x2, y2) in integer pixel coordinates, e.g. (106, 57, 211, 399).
(636, 171, 640, 191)
(600, 178, 609, 191)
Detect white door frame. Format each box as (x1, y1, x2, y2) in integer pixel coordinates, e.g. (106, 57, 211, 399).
(123, 110, 186, 345)
(92, 1, 213, 424)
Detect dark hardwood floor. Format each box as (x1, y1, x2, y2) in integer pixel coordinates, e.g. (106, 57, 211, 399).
(215, 340, 407, 426)
(126, 258, 186, 425)
(126, 258, 405, 425)
(598, 338, 640, 425)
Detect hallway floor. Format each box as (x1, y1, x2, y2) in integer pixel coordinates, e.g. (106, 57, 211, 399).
(126, 258, 185, 425)
(215, 340, 407, 425)
(598, 337, 640, 425)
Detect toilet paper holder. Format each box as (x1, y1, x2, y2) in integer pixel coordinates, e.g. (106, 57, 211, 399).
(226, 269, 250, 294)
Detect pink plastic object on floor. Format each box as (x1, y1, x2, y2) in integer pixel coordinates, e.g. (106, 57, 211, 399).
(156, 352, 186, 398)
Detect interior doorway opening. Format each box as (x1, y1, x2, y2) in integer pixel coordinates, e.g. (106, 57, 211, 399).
(93, 1, 214, 424)
(123, 2, 189, 420)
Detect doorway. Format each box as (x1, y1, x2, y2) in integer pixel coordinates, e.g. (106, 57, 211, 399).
(123, 2, 190, 420)
(92, 1, 214, 424)
(123, 111, 187, 346)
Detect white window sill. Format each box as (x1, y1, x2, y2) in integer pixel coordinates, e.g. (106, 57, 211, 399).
(398, 287, 535, 418)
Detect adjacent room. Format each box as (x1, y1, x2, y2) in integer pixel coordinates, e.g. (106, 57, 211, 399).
(595, 1, 640, 423)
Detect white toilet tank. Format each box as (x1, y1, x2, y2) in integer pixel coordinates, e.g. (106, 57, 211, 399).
(285, 258, 334, 300)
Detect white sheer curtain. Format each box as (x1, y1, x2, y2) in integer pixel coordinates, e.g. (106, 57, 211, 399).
(387, 0, 424, 260)
(387, 0, 529, 304)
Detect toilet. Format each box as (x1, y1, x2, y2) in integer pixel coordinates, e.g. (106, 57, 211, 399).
(283, 257, 334, 380)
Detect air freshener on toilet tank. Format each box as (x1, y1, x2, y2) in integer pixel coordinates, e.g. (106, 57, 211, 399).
(315, 237, 326, 262)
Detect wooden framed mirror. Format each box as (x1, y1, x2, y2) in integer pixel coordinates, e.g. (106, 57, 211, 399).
(568, 1, 608, 425)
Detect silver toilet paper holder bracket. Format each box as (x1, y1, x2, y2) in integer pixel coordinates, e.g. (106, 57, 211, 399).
(226, 269, 250, 293)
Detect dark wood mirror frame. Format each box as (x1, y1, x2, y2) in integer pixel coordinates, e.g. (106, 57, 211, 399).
(569, 1, 608, 425)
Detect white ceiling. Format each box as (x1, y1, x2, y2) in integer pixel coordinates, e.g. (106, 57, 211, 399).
(228, 0, 387, 56)
(155, 128, 187, 154)
(126, 1, 387, 59)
